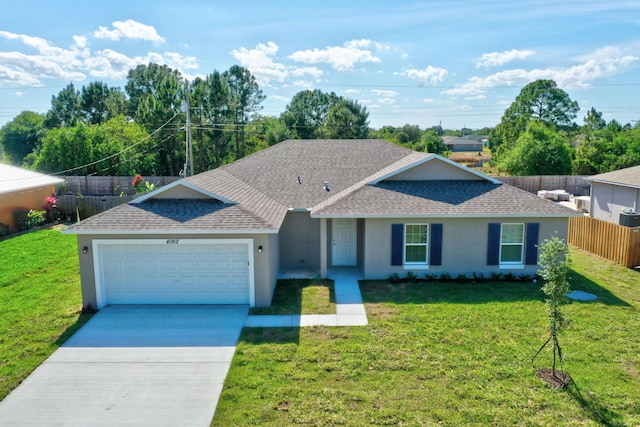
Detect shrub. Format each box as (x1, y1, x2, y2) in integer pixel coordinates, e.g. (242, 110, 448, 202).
(472, 272, 486, 282)
(456, 274, 469, 283)
(424, 273, 438, 282)
(27, 210, 46, 228)
(490, 272, 503, 281)
(405, 271, 417, 283)
(0, 223, 10, 236)
(439, 272, 452, 283)
(12, 209, 30, 231)
(503, 271, 516, 282)
(388, 273, 401, 284)
(518, 273, 531, 282)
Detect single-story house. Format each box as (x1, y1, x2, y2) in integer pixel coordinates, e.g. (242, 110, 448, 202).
(588, 165, 640, 226)
(442, 135, 485, 152)
(0, 163, 64, 231)
(63, 139, 579, 310)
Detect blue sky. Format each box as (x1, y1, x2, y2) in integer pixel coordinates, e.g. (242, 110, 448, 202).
(1, 0, 640, 130)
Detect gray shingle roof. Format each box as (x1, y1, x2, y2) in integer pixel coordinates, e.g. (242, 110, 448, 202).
(66, 139, 578, 234)
(67, 199, 276, 232)
(312, 180, 579, 217)
(0, 163, 64, 195)
(589, 165, 640, 188)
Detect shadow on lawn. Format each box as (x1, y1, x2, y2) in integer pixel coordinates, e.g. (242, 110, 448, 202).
(53, 311, 94, 347)
(249, 279, 335, 316)
(359, 279, 631, 307)
(567, 270, 631, 307)
(566, 378, 626, 427)
(239, 326, 301, 345)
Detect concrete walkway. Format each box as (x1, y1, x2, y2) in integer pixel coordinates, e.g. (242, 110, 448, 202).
(0, 306, 248, 427)
(244, 268, 368, 327)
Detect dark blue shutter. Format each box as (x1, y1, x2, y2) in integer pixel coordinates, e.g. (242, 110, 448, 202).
(487, 223, 501, 265)
(525, 222, 540, 265)
(429, 224, 443, 266)
(391, 224, 404, 265)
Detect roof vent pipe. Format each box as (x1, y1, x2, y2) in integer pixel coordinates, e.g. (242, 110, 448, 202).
(324, 181, 330, 192)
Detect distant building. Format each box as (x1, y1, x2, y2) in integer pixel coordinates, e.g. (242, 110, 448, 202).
(442, 135, 485, 152)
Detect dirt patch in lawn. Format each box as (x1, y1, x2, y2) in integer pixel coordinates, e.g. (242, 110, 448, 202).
(537, 369, 573, 389)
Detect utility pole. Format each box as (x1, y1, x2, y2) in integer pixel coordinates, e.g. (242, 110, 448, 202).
(184, 81, 194, 176)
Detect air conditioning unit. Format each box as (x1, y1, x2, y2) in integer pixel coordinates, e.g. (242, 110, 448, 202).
(619, 211, 640, 227)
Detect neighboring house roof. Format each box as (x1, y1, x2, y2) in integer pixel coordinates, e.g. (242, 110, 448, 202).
(588, 165, 640, 189)
(442, 135, 485, 146)
(66, 139, 578, 234)
(0, 163, 64, 195)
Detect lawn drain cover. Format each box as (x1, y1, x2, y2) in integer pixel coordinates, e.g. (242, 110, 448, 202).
(566, 290, 597, 301)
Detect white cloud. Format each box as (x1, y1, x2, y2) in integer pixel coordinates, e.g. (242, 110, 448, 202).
(93, 20, 165, 44)
(231, 42, 288, 85)
(475, 49, 534, 68)
(377, 97, 396, 105)
(422, 98, 435, 103)
(344, 88, 361, 94)
(289, 39, 381, 72)
(293, 79, 314, 88)
(270, 95, 289, 103)
(403, 66, 448, 85)
(444, 46, 639, 97)
(371, 89, 398, 97)
(290, 66, 323, 78)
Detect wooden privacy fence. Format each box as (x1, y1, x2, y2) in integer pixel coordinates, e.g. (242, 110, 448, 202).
(497, 176, 591, 196)
(568, 216, 640, 268)
(56, 195, 139, 221)
(60, 176, 181, 196)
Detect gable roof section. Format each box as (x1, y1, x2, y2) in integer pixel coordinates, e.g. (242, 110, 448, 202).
(312, 180, 580, 218)
(132, 180, 236, 204)
(589, 165, 640, 189)
(65, 198, 278, 234)
(0, 163, 64, 195)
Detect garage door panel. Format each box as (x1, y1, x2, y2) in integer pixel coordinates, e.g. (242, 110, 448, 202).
(99, 241, 251, 306)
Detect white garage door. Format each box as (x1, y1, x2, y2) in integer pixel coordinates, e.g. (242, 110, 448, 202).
(95, 239, 253, 306)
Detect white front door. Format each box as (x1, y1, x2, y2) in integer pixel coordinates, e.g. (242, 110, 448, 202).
(332, 219, 357, 266)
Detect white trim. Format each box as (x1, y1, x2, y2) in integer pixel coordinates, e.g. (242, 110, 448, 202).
(311, 213, 579, 219)
(368, 154, 501, 185)
(62, 228, 278, 235)
(131, 180, 237, 204)
(403, 223, 429, 266)
(499, 264, 525, 270)
(92, 238, 255, 309)
(499, 223, 524, 266)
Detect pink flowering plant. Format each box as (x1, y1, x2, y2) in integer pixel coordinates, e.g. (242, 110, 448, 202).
(43, 196, 57, 222)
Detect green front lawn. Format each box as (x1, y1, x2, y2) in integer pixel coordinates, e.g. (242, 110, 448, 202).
(249, 279, 335, 315)
(214, 248, 640, 426)
(0, 228, 91, 400)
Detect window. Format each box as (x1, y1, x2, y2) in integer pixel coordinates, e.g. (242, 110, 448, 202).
(500, 223, 524, 264)
(404, 224, 428, 264)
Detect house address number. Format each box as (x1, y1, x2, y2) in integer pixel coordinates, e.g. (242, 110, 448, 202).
(166, 239, 179, 244)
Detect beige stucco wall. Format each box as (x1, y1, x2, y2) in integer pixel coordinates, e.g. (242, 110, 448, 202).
(590, 182, 640, 223)
(279, 211, 321, 271)
(387, 159, 483, 181)
(362, 216, 569, 279)
(76, 232, 277, 310)
(0, 185, 56, 230)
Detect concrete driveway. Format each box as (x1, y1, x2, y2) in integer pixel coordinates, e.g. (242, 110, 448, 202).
(0, 306, 248, 426)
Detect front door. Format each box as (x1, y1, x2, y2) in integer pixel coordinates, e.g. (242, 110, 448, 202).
(332, 219, 357, 266)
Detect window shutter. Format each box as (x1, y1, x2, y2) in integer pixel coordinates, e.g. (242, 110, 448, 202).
(391, 224, 403, 265)
(525, 222, 540, 265)
(487, 223, 500, 265)
(429, 223, 443, 266)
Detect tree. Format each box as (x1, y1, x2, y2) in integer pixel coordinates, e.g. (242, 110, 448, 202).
(223, 65, 265, 158)
(532, 235, 571, 381)
(126, 63, 184, 175)
(323, 98, 369, 139)
(419, 130, 448, 154)
(33, 116, 153, 176)
(498, 121, 573, 175)
(80, 81, 128, 124)
(0, 111, 45, 165)
(583, 107, 606, 133)
(490, 80, 579, 158)
(44, 83, 82, 128)
(281, 89, 340, 139)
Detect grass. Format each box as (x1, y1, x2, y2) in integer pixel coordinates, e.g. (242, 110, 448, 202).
(214, 247, 640, 426)
(249, 279, 335, 315)
(0, 227, 92, 401)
